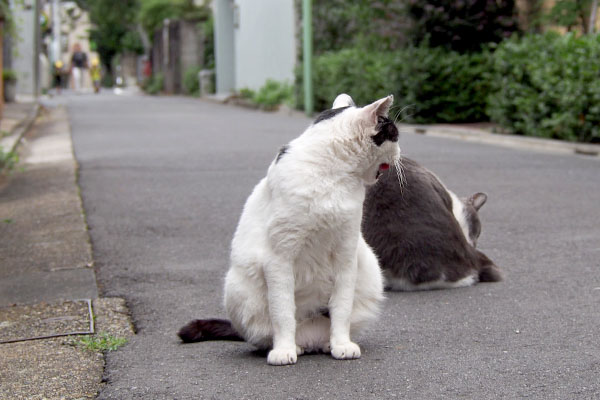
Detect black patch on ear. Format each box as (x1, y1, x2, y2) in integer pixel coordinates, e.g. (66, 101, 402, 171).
(275, 144, 289, 163)
(372, 116, 399, 146)
(314, 106, 350, 124)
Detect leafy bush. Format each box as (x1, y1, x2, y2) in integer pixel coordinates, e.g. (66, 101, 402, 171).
(2, 69, 17, 82)
(311, 48, 398, 112)
(307, 46, 491, 123)
(487, 33, 600, 143)
(247, 80, 293, 111)
(183, 66, 202, 96)
(142, 72, 164, 95)
(399, 46, 491, 122)
(239, 87, 255, 100)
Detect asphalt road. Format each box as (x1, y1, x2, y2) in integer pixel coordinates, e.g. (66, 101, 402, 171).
(68, 92, 600, 399)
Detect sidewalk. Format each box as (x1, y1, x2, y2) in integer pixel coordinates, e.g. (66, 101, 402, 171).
(0, 102, 133, 399)
(399, 122, 600, 158)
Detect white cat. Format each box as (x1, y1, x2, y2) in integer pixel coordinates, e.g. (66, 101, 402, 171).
(179, 94, 401, 365)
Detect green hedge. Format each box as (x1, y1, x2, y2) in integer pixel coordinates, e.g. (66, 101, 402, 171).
(305, 34, 600, 142)
(308, 46, 490, 123)
(487, 33, 600, 143)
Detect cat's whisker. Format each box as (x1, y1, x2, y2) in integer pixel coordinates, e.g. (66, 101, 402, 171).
(393, 157, 406, 192)
(393, 104, 416, 125)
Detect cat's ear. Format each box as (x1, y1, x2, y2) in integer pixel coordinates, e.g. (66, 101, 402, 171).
(468, 192, 488, 211)
(332, 93, 355, 109)
(361, 95, 394, 124)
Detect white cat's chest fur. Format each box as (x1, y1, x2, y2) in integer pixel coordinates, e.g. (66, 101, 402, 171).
(234, 156, 366, 314)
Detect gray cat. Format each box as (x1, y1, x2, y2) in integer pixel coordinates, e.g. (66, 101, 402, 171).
(362, 155, 501, 291)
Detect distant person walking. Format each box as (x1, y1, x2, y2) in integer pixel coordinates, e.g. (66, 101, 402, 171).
(53, 60, 65, 94)
(90, 58, 101, 93)
(70, 43, 88, 92)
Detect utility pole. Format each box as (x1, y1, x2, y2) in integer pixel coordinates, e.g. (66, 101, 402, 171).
(302, 0, 313, 116)
(51, 0, 61, 63)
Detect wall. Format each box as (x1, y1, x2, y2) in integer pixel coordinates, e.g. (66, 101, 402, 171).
(12, 0, 39, 96)
(232, 0, 296, 91)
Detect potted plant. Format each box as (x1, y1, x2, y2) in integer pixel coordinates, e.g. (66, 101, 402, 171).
(3, 69, 17, 103)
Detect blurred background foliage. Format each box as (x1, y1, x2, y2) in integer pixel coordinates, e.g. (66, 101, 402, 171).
(297, 0, 600, 142)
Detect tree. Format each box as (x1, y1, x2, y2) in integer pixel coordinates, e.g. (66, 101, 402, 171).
(138, 0, 210, 37)
(545, 0, 593, 32)
(85, 0, 142, 73)
(307, 0, 407, 54)
(588, 0, 598, 33)
(405, 0, 521, 52)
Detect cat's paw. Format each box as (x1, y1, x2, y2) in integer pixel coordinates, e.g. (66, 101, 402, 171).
(267, 346, 298, 366)
(296, 345, 305, 356)
(331, 341, 361, 360)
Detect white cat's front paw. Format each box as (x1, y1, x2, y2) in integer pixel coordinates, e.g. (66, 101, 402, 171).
(331, 342, 361, 360)
(267, 346, 298, 366)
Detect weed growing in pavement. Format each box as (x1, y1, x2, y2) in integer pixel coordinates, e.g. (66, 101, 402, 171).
(0, 146, 19, 172)
(77, 332, 128, 352)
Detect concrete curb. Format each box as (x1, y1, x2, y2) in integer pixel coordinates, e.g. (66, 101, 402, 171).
(200, 97, 600, 158)
(400, 123, 600, 159)
(1, 103, 41, 154)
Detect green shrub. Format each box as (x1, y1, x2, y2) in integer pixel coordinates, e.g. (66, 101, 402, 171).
(311, 48, 398, 112)
(251, 80, 294, 110)
(239, 87, 255, 100)
(183, 66, 202, 96)
(142, 72, 164, 95)
(398, 46, 491, 123)
(307, 46, 490, 123)
(487, 33, 600, 143)
(2, 69, 17, 82)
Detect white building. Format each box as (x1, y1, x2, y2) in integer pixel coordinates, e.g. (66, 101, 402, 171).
(213, 0, 297, 94)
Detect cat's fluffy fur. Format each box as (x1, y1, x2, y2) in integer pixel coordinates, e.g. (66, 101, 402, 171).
(180, 94, 400, 365)
(363, 158, 501, 291)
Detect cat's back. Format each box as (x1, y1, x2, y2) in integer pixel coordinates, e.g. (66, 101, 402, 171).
(363, 158, 478, 286)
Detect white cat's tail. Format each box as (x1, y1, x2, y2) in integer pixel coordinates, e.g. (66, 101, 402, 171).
(178, 319, 244, 343)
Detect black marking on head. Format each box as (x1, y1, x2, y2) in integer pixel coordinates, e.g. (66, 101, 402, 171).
(275, 144, 289, 163)
(372, 116, 399, 146)
(314, 106, 350, 124)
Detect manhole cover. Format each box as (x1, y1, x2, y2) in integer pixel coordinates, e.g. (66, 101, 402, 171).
(0, 299, 93, 343)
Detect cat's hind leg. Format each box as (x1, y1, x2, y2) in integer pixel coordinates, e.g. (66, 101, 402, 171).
(350, 236, 385, 333)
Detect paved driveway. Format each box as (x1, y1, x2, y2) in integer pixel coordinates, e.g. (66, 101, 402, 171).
(68, 92, 600, 399)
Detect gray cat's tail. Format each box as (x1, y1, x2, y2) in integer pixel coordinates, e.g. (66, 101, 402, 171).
(178, 319, 244, 343)
(476, 250, 502, 283)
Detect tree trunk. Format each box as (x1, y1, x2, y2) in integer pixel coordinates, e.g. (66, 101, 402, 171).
(589, 0, 599, 34)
